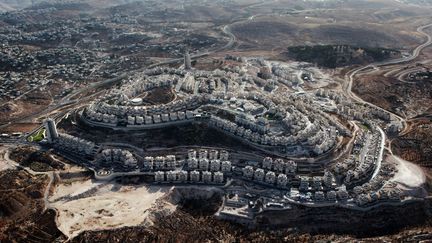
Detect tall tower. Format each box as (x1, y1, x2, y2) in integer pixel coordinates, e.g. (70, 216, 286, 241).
(44, 118, 59, 143)
(184, 50, 192, 70)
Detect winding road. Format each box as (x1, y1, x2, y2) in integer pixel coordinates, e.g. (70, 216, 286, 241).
(344, 22, 432, 132)
(1, 146, 55, 211)
(1, 0, 277, 137)
(341, 22, 432, 177)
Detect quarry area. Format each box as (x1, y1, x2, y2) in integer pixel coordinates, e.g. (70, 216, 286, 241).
(50, 181, 174, 239)
(1, 0, 432, 242)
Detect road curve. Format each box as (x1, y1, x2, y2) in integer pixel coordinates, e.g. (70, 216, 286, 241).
(344, 22, 432, 131)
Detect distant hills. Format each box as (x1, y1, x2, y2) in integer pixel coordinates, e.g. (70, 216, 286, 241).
(398, 0, 432, 3)
(0, 0, 37, 11)
(0, 0, 54, 12)
(0, 0, 142, 12)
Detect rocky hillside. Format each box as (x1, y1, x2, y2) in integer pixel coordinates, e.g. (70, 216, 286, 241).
(0, 170, 64, 242)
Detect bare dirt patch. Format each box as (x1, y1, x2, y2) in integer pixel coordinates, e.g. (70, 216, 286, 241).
(389, 155, 427, 198)
(142, 87, 175, 105)
(0, 122, 40, 133)
(49, 180, 174, 239)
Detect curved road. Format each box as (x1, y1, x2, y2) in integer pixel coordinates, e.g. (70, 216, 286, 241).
(345, 22, 432, 131)
(2, 0, 277, 135)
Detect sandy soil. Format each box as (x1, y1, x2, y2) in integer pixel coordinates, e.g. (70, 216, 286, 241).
(0, 146, 15, 172)
(50, 179, 104, 201)
(49, 180, 175, 239)
(0, 151, 13, 172)
(390, 155, 426, 187)
(389, 155, 427, 197)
